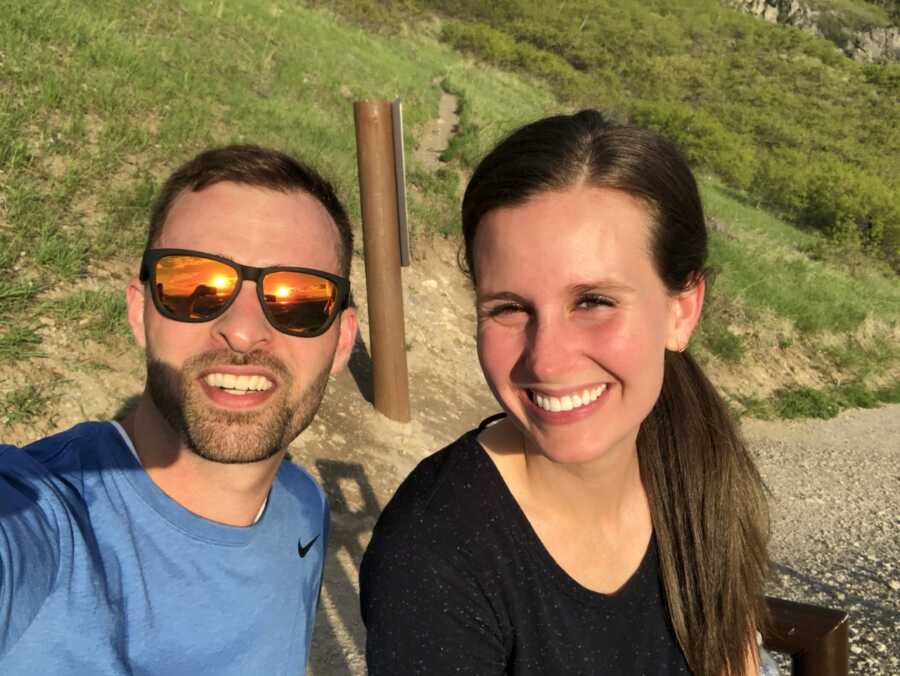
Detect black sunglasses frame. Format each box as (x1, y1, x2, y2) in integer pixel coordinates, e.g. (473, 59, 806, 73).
(139, 248, 350, 338)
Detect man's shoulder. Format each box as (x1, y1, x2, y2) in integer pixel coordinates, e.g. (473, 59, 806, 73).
(2, 421, 119, 473)
(274, 457, 326, 510)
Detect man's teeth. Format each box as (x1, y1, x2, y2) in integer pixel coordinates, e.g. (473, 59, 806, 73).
(204, 373, 274, 394)
(533, 385, 606, 412)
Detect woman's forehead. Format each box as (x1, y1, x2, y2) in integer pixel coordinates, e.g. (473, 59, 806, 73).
(473, 186, 657, 274)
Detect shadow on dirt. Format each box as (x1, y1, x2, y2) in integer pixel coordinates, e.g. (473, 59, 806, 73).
(347, 333, 375, 406)
(310, 459, 382, 674)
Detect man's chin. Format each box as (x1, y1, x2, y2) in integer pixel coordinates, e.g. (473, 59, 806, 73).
(182, 406, 290, 464)
(187, 438, 283, 464)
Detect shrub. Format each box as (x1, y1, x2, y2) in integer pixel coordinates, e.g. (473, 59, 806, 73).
(631, 101, 756, 189)
(751, 147, 810, 216)
(772, 386, 841, 419)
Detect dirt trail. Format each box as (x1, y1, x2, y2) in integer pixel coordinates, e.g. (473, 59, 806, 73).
(412, 86, 459, 170)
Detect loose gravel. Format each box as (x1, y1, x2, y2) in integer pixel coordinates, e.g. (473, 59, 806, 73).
(746, 404, 900, 675)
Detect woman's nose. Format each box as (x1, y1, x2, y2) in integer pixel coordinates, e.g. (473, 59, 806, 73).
(521, 314, 578, 382)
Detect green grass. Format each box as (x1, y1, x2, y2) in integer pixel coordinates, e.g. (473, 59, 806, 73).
(738, 379, 899, 420)
(0, 0, 555, 368)
(0, 278, 44, 317)
(0, 383, 55, 426)
(49, 289, 130, 342)
(694, 316, 745, 363)
(873, 379, 900, 403)
(0, 326, 43, 362)
(395, 0, 900, 266)
(808, 0, 893, 31)
(406, 165, 461, 236)
(442, 68, 556, 169)
(826, 333, 900, 380)
(701, 179, 900, 335)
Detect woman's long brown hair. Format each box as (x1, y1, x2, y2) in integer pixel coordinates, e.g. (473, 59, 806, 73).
(462, 110, 770, 675)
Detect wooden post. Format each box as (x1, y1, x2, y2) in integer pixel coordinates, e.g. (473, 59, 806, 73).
(353, 100, 411, 422)
(763, 596, 849, 676)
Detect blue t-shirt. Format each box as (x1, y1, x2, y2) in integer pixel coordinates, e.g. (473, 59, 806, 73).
(0, 421, 328, 675)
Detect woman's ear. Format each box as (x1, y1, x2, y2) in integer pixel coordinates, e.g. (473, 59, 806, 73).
(125, 279, 147, 349)
(665, 276, 705, 352)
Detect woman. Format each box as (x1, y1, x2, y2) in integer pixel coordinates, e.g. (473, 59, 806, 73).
(360, 110, 772, 675)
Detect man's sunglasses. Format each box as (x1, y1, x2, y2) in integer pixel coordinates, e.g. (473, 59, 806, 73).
(140, 249, 350, 338)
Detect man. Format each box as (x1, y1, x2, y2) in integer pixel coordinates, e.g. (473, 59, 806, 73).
(0, 145, 358, 674)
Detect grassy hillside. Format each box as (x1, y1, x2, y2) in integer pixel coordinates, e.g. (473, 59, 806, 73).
(0, 0, 897, 426)
(336, 0, 900, 269)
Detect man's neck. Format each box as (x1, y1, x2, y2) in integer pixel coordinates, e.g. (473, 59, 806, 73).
(119, 395, 284, 527)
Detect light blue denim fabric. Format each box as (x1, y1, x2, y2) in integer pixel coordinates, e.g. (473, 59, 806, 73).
(758, 632, 781, 676)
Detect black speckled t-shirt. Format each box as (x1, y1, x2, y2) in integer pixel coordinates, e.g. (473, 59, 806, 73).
(360, 423, 692, 675)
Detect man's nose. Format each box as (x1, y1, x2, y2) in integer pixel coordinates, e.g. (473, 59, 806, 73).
(211, 281, 273, 353)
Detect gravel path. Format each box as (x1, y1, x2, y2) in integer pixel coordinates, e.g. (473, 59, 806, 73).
(745, 404, 900, 675)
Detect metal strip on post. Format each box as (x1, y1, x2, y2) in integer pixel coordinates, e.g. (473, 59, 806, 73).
(392, 98, 411, 267)
(353, 99, 411, 423)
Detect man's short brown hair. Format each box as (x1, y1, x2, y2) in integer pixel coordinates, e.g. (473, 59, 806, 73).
(147, 145, 353, 277)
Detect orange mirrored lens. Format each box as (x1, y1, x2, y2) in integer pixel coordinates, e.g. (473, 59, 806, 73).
(262, 271, 337, 334)
(155, 256, 239, 319)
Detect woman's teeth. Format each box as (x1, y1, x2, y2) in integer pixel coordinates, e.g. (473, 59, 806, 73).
(533, 385, 606, 412)
(204, 373, 274, 394)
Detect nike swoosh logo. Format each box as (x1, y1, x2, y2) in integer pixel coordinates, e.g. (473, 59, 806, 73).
(298, 535, 319, 558)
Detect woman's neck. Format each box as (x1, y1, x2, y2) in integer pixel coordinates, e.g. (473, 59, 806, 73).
(479, 417, 653, 593)
(480, 417, 650, 536)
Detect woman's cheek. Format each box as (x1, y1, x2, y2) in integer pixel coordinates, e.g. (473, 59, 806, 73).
(478, 324, 522, 379)
(587, 314, 659, 362)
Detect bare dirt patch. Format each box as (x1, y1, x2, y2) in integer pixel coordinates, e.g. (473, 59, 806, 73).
(412, 87, 459, 171)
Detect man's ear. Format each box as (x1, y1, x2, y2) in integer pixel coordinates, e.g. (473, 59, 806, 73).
(330, 307, 358, 376)
(126, 279, 147, 349)
(665, 276, 705, 353)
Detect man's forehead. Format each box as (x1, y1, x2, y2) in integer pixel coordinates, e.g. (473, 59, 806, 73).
(169, 181, 331, 219)
(159, 183, 342, 269)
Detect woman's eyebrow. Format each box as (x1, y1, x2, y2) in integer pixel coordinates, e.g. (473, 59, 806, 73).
(570, 281, 636, 295)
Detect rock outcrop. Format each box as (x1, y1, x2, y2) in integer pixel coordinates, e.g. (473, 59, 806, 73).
(852, 25, 900, 62)
(733, 0, 900, 63)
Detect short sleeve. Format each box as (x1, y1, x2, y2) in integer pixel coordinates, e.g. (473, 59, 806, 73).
(0, 446, 62, 656)
(360, 532, 507, 675)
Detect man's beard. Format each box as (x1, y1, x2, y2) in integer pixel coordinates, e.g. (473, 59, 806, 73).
(146, 347, 332, 464)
